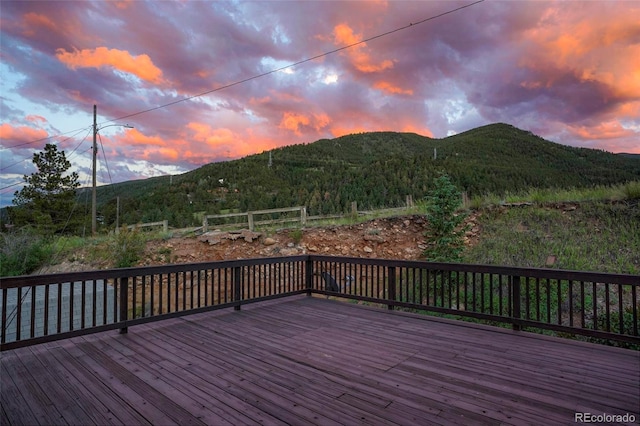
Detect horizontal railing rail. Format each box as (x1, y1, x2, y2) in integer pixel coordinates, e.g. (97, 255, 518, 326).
(1, 256, 308, 351)
(2, 255, 638, 350)
(308, 256, 639, 345)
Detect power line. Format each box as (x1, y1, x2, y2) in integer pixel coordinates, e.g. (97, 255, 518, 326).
(107, 0, 485, 125)
(2, 125, 93, 150)
(5, 0, 485, 144)
(0, 126, 93, 172)
(0, 128, 93, 192)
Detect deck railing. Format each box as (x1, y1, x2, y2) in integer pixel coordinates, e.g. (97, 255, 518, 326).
(1, 255, 638, 350)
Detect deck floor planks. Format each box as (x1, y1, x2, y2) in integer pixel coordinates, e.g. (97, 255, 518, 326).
(117, 333, 283, 426)
(57, 339, 192, 425)
(41, 341, 153, 425)
(26, 342, 130, 425)
(0, 360, 41, 425)
(1, 350, 64, 425)
(2, 296, 639, 425)
(93, 335, 241, 426)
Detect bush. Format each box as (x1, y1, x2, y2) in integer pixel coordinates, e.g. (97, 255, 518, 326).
(110, 228, 146, 268)
(622, 181, 640, 200)
(0, 230, 53, 276)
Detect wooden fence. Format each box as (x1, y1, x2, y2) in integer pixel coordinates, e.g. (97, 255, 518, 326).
(203, 206, 307, 232)
(2, 255, 638, 351)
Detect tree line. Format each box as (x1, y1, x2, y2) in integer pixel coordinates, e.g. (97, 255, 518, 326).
(4, 123, 640, 234)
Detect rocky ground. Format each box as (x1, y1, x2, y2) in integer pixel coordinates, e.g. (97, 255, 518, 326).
(34, 213, 481, 274)
(138, 213, 481, 266)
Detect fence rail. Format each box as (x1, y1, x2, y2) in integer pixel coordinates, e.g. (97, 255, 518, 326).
(203, 206, 307, 232)
(2, 256, 638, 351)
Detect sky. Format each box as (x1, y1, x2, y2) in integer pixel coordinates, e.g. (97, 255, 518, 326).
(1, 0, 639, 208)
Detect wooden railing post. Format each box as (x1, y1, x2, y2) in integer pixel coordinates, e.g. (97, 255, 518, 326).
(305, 257, 313, 296)
(388, 266, 396, 310)
(512, 275, 522, 331)
(233, 267, 242, 311)
(203, 216, 208, 232)
(119, 277, 129, 334)
(301, 206, 307, 227)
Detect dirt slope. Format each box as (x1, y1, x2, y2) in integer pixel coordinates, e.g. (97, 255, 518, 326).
(138, 214, 480, 266)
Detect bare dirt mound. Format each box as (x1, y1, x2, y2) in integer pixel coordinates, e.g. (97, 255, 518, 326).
(139, 214, 481, 266)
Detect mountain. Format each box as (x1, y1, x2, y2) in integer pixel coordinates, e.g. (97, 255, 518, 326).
(93, 123, 640, 228)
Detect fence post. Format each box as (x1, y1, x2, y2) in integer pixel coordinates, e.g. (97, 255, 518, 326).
(119, 277, 129, 334)
(163, 220, 168, 233)
(248, 212, 254, 231)
(406, 195, 413, 208)
(388, 266, 396, 310)
(301, 206, 307, 227)
(203, 216, 208, 232)
(351, 202, 358, 219)
(512, 275, 522, 331)
(233, 267, 242, 311)
(305, 256, 314, 296)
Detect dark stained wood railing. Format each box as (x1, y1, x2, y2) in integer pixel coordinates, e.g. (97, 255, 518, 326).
(2, 255, 638, 350)
(1, 256, 307, 350)
(308, 256, 639, 345)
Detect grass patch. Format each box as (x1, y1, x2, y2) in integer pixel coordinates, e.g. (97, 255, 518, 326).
(463, 201, 640, 274)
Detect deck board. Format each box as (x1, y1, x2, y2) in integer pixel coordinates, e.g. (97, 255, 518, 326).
(2, 296, 639, 425)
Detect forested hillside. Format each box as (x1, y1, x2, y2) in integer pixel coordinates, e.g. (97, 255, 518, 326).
(93, 123, 640, 228)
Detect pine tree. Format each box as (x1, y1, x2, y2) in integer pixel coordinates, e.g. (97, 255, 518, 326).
(422, 174, 468, 262)
(11, 144, 81, 234)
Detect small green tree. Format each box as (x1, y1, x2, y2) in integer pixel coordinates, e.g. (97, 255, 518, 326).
(423, 174, 468, 262)
(10, 144, 81, 235)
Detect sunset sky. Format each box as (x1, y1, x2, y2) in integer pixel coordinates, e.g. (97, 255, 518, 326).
(1, 0, 639, 208)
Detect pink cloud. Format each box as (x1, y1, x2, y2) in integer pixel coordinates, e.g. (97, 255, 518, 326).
(56, 47, 166, 85)
(332, 23, 395, 73)
(0, 123, 48, 144)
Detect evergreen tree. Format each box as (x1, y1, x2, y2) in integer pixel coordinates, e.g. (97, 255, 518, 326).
(10, 144, 81, 234)
(423, 175, 468, 262)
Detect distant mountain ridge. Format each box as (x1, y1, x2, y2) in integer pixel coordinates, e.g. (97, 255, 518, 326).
(93, 123, 640, 228)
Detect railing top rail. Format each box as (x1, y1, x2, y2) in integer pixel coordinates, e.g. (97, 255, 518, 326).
(307, 255, 640, 285)
(0, 255, 309, 289)
(2, 254, 638, 289)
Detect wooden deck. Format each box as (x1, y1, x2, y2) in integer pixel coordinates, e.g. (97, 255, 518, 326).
(2, 296, 638, 425)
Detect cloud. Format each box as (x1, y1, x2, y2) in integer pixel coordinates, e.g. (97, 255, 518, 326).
(373, 81, 413, 96)
(21, 12, 57, 36)
(332, 23, 395, 73)
(0, 0, 638, 199)
(56, 47, 165, 85)
(0, 123, 49, 145)
(278, 112, 331, 136)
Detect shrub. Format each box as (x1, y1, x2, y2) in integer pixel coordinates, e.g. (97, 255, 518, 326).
(0, 229, 53, 276)
(110, 227, 146, 268)
(289, 228, 303, 244)
(622, 181, 640, 200)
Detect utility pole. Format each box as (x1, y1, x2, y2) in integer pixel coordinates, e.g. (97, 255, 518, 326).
(92, 104, 97, 236)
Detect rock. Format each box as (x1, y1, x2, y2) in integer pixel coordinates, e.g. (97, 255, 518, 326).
(263, 237, 277, 246)
(363, 246, 373, 253)
(364, 234, 386, 243)
(280, 248, 298, 256)
(308, 245, 318, 252)
(287, 242, 295, 248)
